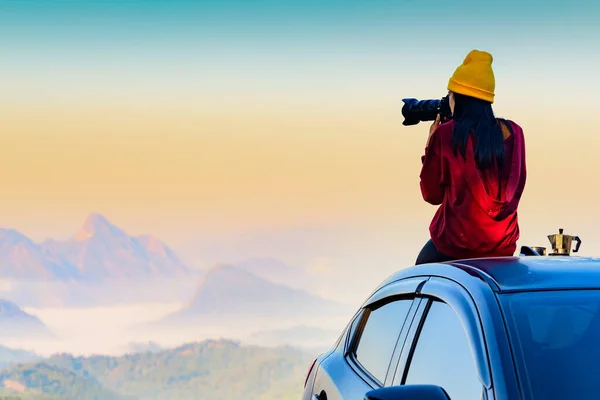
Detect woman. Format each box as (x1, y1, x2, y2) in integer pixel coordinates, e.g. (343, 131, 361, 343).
(415, 49, 527, 265)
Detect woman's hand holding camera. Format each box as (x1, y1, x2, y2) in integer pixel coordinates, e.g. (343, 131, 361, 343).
(426, 114, 441, 147)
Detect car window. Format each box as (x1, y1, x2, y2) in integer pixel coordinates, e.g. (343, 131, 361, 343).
(354, 299, 413, 384)
(403, 300, 484, 399)
(500, 290, 600, 399)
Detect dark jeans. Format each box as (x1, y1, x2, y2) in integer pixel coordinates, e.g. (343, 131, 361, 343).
(415, 239, 455, 265)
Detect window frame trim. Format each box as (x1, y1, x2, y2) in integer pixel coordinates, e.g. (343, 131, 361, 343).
(390, 295, 430, 386)
(393, 277, 493, 391)
(344, 277, 427, 388)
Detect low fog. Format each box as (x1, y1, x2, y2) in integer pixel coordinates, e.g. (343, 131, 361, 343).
(2, 302, 350, 357)
(1, 283, 357, 358)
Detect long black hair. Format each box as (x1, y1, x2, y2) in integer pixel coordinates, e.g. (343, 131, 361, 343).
(451, 92, 505, 170)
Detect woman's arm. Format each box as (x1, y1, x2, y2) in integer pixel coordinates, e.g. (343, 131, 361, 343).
(419, 115, 446, 205)
(426, 114, 441, 148)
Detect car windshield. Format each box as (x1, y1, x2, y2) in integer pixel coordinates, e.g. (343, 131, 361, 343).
(499, 290, 600, 399)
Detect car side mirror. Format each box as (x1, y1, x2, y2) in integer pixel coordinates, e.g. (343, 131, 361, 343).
(364, 385, 451, 400)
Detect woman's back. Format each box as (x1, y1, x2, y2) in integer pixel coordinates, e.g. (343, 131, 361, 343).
(419, 118, 527, 260)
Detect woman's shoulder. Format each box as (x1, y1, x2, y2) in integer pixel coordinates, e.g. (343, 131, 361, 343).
(497, 117, 523, 132)
(496, 118, 526, 153)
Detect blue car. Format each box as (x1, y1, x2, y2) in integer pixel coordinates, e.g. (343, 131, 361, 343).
(302, 231, 595, 400)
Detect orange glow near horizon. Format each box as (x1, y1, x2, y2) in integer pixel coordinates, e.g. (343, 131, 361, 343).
(2, 96, 600, 252)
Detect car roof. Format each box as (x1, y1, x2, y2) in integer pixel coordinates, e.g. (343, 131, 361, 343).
(390, 256, 600, 293)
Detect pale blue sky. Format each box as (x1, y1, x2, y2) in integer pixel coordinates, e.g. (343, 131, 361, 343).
(1, 0, 598, 109)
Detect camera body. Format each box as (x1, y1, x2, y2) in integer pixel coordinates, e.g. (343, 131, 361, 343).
(401, 96, 452, 126)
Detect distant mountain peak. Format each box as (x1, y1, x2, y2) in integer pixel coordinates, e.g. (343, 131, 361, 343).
(75, 213, 124, 242)
(171, 263, 348, 320)
(1, 213, 190, 281)
(236, 256, 285, 265)
(197, 264, 259, 288)
(206, 263, 241, 275)
(233, 257, 314, 290)
(83, 212, 111, 228)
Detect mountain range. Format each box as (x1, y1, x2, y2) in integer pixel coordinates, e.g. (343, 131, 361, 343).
(0, 213, 190, 281)
(0, 214, 347, 313)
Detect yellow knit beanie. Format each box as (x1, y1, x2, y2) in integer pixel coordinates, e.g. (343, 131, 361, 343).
(447, 49, 495, 103)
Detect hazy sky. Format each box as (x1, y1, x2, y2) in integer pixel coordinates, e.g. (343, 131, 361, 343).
(1, 0, 600, 270)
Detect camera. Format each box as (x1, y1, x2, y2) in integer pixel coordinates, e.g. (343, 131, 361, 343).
(401, 96, 452, 126)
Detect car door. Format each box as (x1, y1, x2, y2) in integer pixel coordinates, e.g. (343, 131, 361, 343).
(390, 277, 493, 400)
(310, 277, 426, 400)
